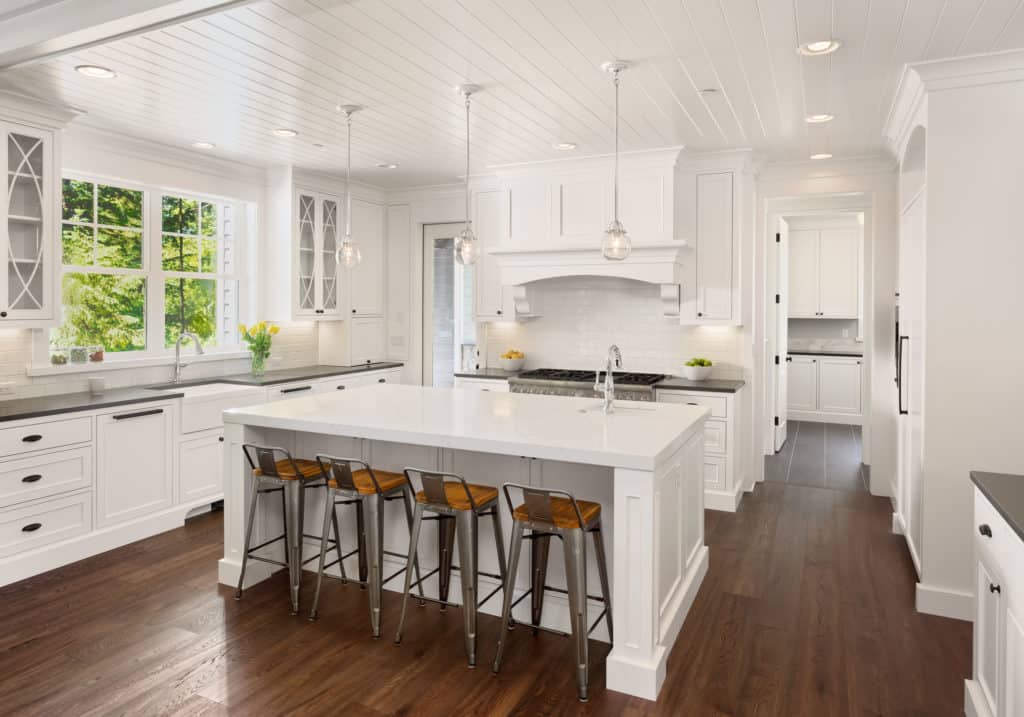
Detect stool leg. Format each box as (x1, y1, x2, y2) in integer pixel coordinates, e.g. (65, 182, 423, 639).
(280, 488, 289, 566)
(309, 490, 335, 621)
(365, 493, 384, 638)
(592, 521, 613, 642)
(492, 521, 524, 674)
(394, 503, 425, 645)
(234, 478, 261, 599)
(489, 508, 507, 585)
(401, 485, 425, 602)
(356, 501, 368, 589)
(531, 533, 551, 632)
(437, 515, 456, 610)
(284, 480, 303, 615)
(563, 528, 589, 702)
(455, 509, 479, 667)
(330, 502, 347, 584)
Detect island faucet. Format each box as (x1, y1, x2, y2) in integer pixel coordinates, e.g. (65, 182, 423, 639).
(595, 344, 623, 414)
(174, 331, 204, 383)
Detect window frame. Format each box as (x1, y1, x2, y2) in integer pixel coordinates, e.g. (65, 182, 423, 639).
(33, 172, 246, 366)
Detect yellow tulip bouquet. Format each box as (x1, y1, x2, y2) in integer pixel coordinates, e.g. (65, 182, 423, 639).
(239, 321, 279, 376)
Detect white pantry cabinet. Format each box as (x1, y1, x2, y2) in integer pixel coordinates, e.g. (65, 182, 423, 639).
(787, 355, 862, 424)
(788, 228, 860, 319)
(95, 403, 174, 528)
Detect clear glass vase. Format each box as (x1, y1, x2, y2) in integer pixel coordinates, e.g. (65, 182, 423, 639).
(251, 352, 268, 377)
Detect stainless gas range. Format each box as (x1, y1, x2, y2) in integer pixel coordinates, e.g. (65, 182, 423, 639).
(508, 368, 666, 402)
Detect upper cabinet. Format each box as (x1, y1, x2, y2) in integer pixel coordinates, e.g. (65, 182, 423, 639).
(473, 189, 512, 321)
(292, 188, 342, 319)
(788, 228, 860, 319)
(347, 198, 384, 317)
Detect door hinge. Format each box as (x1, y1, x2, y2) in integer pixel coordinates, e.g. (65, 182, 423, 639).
(775, 232, 781, 243)
(774, 416, 780, 426)
(775, 294, 780, 304)
(774, 355, 779, 365)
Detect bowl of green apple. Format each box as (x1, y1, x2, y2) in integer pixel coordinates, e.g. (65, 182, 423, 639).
(683, 357, 713, 381)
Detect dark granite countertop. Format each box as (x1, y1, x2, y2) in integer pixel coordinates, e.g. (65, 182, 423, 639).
(454, 368, 520, 380)
(788, 348, 863, 358)
(972, 471, 1024, 543)
(0, 386, 185, 423)
(654, 378, 746, 393)
(215, 362, 403, 386)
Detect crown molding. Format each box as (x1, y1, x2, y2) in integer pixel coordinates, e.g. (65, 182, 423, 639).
(0, 88, 80, 128)
(758, 155, 897, 183)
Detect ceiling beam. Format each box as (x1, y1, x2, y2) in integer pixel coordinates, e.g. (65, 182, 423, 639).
(0, 0, 256, 70)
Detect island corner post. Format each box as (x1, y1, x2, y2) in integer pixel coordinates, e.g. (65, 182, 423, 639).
(217, 386, 709, 701)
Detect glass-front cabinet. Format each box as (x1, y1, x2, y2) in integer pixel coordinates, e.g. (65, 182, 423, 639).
(2, 122, 55, 325)
(293, 188, 341, 319)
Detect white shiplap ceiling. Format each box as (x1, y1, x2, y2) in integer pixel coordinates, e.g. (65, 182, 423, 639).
(2, 0, 1023, 187)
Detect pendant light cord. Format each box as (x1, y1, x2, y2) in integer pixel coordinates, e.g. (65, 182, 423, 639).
(464, 91, 471, 231)
(613, 68, 619, 225)
(345, 111, 352, 240)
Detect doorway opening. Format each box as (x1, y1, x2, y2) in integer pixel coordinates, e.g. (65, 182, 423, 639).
(421, 223, 476, 387)
(765, 206, 870, 493)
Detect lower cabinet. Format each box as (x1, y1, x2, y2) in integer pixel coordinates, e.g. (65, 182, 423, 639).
(179, 431, 224, 503)
(95, 402, 174, 528)
(453, 377, 511, 392)
(787, 354, 862, 423)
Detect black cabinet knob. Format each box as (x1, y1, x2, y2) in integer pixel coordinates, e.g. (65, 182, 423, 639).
(990, 583, 1001, 594)
(979, 524, 993, 538)
(21, 523, 41, 532)
(697, 312, 703, 317)
(496, 309, 502, 315)
(0, 311, 7, 318)
(378, 378, 386, 383)
(352, 309, 357, 314)
(218, 436, 225, 442)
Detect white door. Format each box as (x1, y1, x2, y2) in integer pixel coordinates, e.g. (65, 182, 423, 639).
(348, 199, 385, 316)
(422, 223, 475, 387)
(788, 356, 818, 411)
(96, 404, 174, 527)
(817, 358, 862, 414)
(774, 217, 790, 450)
(818, 228, 860, 318)
(788, 229, 819, 317)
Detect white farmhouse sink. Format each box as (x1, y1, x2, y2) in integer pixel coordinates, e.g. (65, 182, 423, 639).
(154, 382, 258, 403)
(151, 382, 265, 433)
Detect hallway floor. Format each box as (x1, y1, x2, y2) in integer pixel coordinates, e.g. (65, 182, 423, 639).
(766, 421, 869, 493)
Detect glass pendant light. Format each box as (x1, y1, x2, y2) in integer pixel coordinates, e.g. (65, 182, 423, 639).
(601, 61, 631, 261)
(455, 84, 480, 266)
(336, 104, 362, 268)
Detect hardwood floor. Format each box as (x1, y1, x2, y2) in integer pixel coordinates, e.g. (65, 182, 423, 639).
(0, 482, 970, 716)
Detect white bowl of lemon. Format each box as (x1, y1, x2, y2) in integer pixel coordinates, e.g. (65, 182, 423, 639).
(498, 350, 526, 371)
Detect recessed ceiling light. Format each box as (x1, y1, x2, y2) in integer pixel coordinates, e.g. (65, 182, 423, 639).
(75, 64, 117, 79)
(191, 141, 215, 150)
(272, 128, 298, 138)
(376, 162, 399, 169)
(810, 153, 833, 160)
(798, 40, 841, 56)
(805, 113, 835, 124)
(553, 142, 577, 151)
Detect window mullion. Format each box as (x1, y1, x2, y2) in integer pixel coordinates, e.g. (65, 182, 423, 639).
(146, 191, 163, 353)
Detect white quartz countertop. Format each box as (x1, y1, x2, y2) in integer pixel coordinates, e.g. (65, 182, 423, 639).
(223, 384, 708, 470)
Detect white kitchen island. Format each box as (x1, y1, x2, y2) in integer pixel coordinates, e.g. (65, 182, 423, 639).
(219, 384, 709, 701)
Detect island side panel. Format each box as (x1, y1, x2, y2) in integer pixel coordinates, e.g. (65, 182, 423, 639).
(606, 427, 708, 701)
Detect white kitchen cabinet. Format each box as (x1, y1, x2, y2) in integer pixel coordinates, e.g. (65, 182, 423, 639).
(694, 172, 734, 321)
(976, 553, 1004, 716)
(1005, 606, 1024, 717)
(95, 402, 174, 528)
(787, 228, 860, 319)
(179, 431, 224, 503)
(473, 189, 513, 321)
(293, 188, 343, 319)
(787, 356, 818, 412)
(347, 199, 385, 317)
(817, 357, 862, 414)
(349, 317, 386, 364)
(454, 377, 510, 392)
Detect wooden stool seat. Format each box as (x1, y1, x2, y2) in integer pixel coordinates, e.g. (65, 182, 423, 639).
(328, 469, 407, 495)
(415, 482, 498, 511)
(512, 497, 601, 529)
(253, 458, 323, 481)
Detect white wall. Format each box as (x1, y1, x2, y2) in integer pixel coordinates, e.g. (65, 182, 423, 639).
(755, 158, 899, 496)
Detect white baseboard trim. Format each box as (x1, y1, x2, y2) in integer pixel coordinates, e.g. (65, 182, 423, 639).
(916, 582, 974, 622)
(788, 409, 863, 426)
(964, 678, 992, 717)
(705, 486, 743, 512)
(0, 494, 222, 587)
(891, 512, 904, 535)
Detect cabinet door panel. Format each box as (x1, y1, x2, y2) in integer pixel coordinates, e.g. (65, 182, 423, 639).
(787, 357, 818, 411)
(96, 405, 173, 527)
(788, 230, 819, 317)
(179, 432, 223, 503)
(695, 172, 733, 320)
(818, 229, 860, 318)
(975, 556, 1002, 717)
(473, 190, 508, 320)
(294, 191, 318, 317)
(817, 358, 861, 414)
(348, 199, 384, 316)
(350, 317, 385, 365)
(319, 195, 341, 316)
(557, 179, 606, 240)
(1006, 605, 1024, 717)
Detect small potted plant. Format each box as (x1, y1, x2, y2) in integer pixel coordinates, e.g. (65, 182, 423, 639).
(683, 357, 713, 381)
(240, 321, 279, 376)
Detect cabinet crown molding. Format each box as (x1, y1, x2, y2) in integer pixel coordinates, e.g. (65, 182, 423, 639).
(490, 241, 687, 286)
(0, 89, 79, 128)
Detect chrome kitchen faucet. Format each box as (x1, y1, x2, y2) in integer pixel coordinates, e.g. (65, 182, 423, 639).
(595, 344, 622, 414)
(173, 331, 204, 383)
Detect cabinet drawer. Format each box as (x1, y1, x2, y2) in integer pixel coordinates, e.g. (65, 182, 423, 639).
(704, 419, 727, 454)
(0, 492, 92, 558)
(0, 447, 92, 508)
(0, 416, 92, 457)
(657, 392, 727, 418)
(703, 455, 726, 490)
(267, 381, 317, 401)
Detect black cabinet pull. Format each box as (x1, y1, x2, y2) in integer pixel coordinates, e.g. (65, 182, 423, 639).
(990, 583, 1001, 594)
(21, 434, 42, 443)
(785, 356, 792, 362)
(352, 309, 357, 314)
(280, 385, 312, 394)
(218, 436, 225, 442)
(21, 474, 42, 483)
(21, 523, 41, 533)
(979, 524, 993, 538)
(112, 408, 163, 421)
(336, 385, 346, 390)
(378, 378, 386, 383)
(898, 336, 910, 415)
(496, 309, 503, 315)
(686, 402, 699, 406)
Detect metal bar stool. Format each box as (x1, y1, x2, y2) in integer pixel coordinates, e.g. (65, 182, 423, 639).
(394, 468, 507, 668)
(492, 483, 613, 702)
(235, 444, 341, 615)
(309, 456, 424, 639)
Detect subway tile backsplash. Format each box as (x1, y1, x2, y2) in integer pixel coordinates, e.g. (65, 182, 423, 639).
(483, 278, 745, 379)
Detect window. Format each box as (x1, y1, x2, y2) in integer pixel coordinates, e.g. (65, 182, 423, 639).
(49, 177, 241, 360)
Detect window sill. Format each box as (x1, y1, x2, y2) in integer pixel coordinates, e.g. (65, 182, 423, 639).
(27, 350, 251, 377)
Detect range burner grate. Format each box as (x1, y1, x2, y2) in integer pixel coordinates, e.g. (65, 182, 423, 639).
(515, 368, 666, 386)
